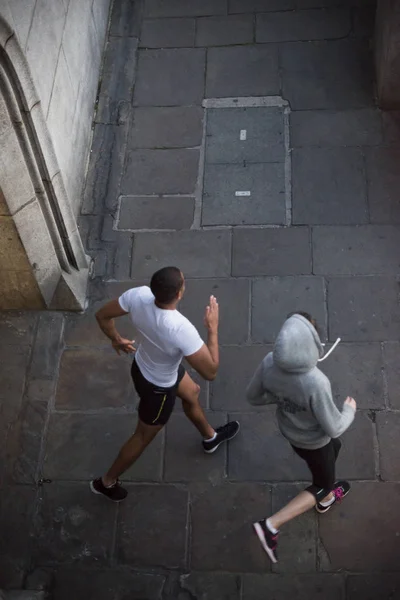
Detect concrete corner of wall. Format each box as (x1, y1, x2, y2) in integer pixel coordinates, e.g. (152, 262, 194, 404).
(0, 9, 91, 311)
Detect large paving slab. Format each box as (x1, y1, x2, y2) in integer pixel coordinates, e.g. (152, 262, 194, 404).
(210, 345, 272, 411)
(318, 482, 400, 571)
(134, 49, 206, 106)
(313, 225, 400, 275)
(346, 573, 400, 600)
(179, 277, 250, 345)
(256, 7, 350, 42)
(319, 343, 384, 409)
(64, 302, 136, 347)
(205, 106, 285, 164)
(352, 5, 376, 39)
(271, 484, 317, 573)
(196, 15, 254, 46)
(118, 195, 195, 230)
(376, 411, 400, 481)
(227, 411, 310, 482)
(202, 163, 286, 226)
(28, 313, 64, 382)
(206, 46, 280, 97)
(251, 277, 327, 343)
(232, 227, 311, 277)
(164, 412, 227, 482)
(129, 106, 204, 149)
(121, 149, 200, 195)
(290, 108, 383, 147)
(281, 40, 374, 109)
(242, 574, 345, 600)
(292, 147, 368, 225)
(190, 482, 272, 572)
(328, 277, 400, 341)
(55, 348, 135, 410)
(33, 483, 116, 566)
(0, 485, 37, 588)
(0, 345, 31, 421)
(383, 342, 400, 409)
(144, 0, 228, 17)
(131, 230, 232, 278)
(116, 484, 188, 568)
(11, 399, 48, 486)
(382, 111, 400, 144)
(140, 18, 196, 48)
(179, 572, 241, 600)
(365, 146, 400, 224)
(43, 412, 163, 482)
(0, 311, 37, 346)
(335, 411, 376, 480)
(52, 568, 165, 600)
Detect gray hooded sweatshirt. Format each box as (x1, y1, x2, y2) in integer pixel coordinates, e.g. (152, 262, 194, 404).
(246, 314, 355, 450)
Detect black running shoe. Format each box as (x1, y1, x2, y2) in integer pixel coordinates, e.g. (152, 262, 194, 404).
(202, 421, 240, 454)
(315, 480, 351, 514)
(90, 478, 128, 502)
(253, 519, 279, 564)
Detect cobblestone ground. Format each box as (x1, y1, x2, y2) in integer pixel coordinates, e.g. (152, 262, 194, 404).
(3, 0, 400, 598)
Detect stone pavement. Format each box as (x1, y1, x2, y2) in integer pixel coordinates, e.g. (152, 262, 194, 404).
(2, 0, 400, 598)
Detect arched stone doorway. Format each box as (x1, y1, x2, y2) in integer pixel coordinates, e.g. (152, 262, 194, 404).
(0, 15, 89, 310)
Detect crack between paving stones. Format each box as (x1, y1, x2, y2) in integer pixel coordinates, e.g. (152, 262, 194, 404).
(381, 342, 390, 410)
(192, 105, 207, 229)
(283, 105, 292, 227)
(362, 150, 371, 224)
(35, 317, 66, 485)
(370, 414, 381, 480)
(109, 501, 120, 567)
(247, 279, 252, 344)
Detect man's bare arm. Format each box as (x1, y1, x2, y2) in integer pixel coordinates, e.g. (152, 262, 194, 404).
(95, 299, 135, 355)
(185, 295, 219, 381)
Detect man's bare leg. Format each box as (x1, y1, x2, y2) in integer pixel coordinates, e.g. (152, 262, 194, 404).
(177, 371, 240, 452)
(177, 372, 215, 439)
(103, 419, 162, 486)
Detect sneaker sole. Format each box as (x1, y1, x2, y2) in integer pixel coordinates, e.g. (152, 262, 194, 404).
(253, 522, 278, 564)
(315, 487, 351, 514)
(89, 480, 127, 503)
(203, 422, 241, 454)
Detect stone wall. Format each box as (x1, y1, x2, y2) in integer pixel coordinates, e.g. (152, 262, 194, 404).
(375, 0, 400, 108)
(0, 0, 111, 215)
(0, 188, 44, 310)
(0, 0, 111, 310)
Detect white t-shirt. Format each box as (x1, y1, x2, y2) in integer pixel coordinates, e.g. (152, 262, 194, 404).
(119, 286, 204, 387)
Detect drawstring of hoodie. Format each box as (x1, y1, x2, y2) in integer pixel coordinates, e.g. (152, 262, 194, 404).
(318, 338, 341, 362)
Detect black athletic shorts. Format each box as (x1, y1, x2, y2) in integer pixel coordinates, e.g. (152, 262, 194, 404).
(292, 438, 342, 496)
(131, 359, 186, 426)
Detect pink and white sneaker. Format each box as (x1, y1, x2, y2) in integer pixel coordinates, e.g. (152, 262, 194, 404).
(316, 480, 351, 514)
(253, 520, 279, 563)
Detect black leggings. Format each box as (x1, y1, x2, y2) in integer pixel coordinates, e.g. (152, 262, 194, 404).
(292, 438, 342, 501)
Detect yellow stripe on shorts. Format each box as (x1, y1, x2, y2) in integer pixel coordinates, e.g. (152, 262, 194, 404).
(153, 394, 167, 424)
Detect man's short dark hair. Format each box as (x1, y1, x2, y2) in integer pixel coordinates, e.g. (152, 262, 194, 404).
(150, 266, 183, 304)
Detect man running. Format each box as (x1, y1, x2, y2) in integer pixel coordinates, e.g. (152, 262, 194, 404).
(90, 266, 239, 501)
(246, 312, 356, 564)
